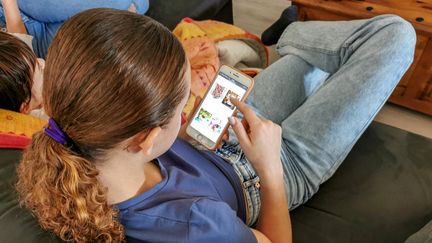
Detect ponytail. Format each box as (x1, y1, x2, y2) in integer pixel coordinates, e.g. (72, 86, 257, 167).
(16, 8, 188, 243)
(16, 132, 125, 242)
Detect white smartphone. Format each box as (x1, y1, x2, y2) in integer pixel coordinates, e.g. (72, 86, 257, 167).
(186, 65, 254, 150)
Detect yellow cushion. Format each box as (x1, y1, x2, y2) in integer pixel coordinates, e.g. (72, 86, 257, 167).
(0, 109, 46, 138)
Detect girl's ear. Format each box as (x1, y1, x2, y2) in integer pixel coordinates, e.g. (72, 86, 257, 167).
(138, 127, 162, 156)
(19, 101, 31, 114)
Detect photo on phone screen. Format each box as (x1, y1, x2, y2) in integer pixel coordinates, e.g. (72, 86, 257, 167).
(189, 72, 248, 143)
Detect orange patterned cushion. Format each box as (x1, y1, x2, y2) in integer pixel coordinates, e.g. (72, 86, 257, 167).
(173, 18, 267, 123)
(0, 109, 46, 149)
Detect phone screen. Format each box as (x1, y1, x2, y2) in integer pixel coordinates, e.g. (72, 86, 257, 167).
(190, 72, 248, 143)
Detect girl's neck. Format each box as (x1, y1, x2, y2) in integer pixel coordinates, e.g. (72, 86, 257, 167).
(96, 149, 163, 205)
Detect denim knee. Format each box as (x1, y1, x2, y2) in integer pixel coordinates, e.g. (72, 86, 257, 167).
(381, 15, 416, 59)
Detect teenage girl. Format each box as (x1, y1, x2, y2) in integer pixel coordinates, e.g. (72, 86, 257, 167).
(17, 8, 415, 243)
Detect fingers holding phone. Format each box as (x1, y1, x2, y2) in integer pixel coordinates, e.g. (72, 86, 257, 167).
(229, 98, 283, 178)
(178, 96, 202, 142)
(186, 65, 254, 150)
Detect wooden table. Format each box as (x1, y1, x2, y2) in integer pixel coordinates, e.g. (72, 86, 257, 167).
(292, 0, 432, 116)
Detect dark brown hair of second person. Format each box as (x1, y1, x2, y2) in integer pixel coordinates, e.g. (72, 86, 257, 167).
(0, 31, 37, 112)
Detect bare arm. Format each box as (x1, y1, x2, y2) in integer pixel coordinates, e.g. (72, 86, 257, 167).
(254, 169, 291, 243)
(230, 99, 292, 243)
(1, 0, 27, 34)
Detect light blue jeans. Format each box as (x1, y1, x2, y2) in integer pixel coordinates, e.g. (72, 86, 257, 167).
(0, 0, 149, 57)
(248, 14, 416, 210)
(405, 220, 432, 243)
(217, 14, 416, 227)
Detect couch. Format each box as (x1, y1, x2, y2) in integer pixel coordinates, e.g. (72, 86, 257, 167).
(2, 122, 431, 242)
(290, 122, 432, 243)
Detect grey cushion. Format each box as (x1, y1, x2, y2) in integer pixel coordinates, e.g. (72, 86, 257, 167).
(291, 122, 432, 243)
(0, 149, 61, 243)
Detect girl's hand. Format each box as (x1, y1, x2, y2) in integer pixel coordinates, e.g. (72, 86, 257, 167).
(178, 97, 202, 142)
(229, 98, 283, 178)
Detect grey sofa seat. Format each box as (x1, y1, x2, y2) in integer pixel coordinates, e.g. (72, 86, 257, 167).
(0, 149, 61, 243)
(291, 122, 432, 243)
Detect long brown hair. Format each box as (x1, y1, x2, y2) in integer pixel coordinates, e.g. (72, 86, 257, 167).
(16, 9, 187, 242)
(0, 31, 37, 112)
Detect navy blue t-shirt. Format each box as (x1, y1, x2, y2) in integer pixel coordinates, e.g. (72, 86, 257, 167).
(116, 139, 257, 243)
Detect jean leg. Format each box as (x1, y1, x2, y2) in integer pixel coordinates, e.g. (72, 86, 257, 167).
(132, 0, 150, 14)
(273, 15, 415, 209)
(405, 220, 432, 243)
(32, 22, 61, 58)
(0, 7, 4, 30)
(16, 0, 145, 23)
(249, 55, 329, 124)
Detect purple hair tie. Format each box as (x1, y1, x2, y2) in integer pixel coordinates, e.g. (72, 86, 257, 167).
(44, 118, 70, 145)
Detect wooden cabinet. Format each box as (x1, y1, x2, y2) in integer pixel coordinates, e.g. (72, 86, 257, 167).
(292, 0, 432, 116)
